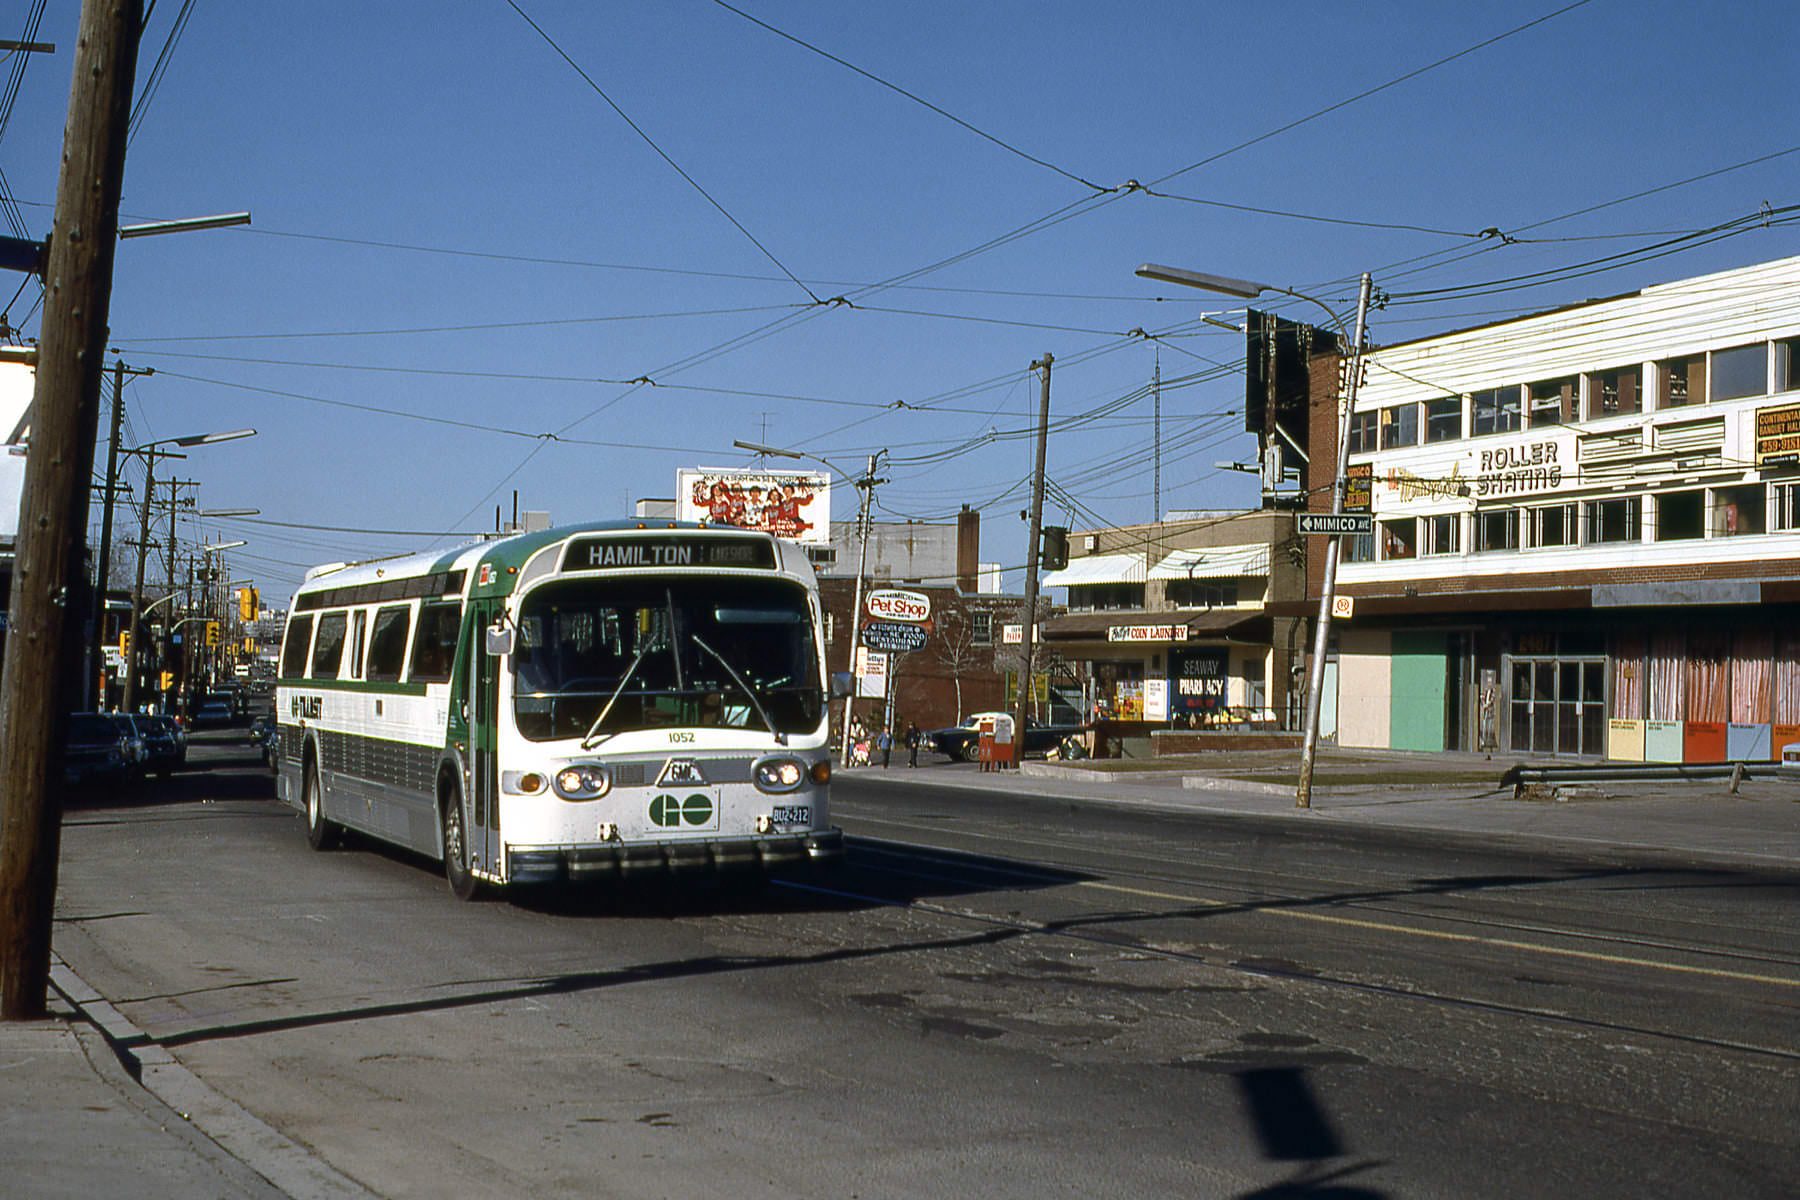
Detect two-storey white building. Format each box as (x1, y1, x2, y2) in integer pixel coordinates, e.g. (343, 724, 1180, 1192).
(1313, 254, 1800, 761)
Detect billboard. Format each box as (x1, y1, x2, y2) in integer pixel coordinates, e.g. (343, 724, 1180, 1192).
(678, 468, 831, 544)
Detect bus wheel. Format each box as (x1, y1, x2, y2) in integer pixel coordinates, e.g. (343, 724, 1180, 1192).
(304, 761, 340, 851)
(442, 790, 480, 902)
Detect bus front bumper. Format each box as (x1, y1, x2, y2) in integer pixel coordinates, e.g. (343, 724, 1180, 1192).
(506, 827, 844, 884)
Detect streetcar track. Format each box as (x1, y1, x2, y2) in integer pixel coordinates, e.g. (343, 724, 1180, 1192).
(840, 816, 1800, 974)
(772, 870, 1800, 1064)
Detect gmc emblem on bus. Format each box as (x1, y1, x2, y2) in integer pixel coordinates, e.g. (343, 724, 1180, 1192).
(658, 758, 708, 786)
(290, 695, 322, 720)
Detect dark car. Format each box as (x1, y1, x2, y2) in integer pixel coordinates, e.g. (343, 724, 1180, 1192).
(249, 714, 279, 769)
(135, 714, 187, 778)
(62, 713, 134, 790)
(102, 713, 150, 780)
(925, 711, 1081, 762)
(189, 699, 234, 728)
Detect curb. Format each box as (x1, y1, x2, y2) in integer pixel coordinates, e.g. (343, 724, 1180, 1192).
(49, 957, 380, 1200)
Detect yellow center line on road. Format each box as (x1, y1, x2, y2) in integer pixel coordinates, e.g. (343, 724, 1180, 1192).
(1075, 880, 1800, 990)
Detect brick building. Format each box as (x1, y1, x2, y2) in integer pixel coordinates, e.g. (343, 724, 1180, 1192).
(1295, 254, 1800, 760)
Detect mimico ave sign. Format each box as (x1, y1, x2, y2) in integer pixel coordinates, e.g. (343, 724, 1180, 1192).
(866, 588, 931, 622)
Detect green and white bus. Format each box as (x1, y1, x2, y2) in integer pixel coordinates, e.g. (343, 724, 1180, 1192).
(275, 519, 843, 898)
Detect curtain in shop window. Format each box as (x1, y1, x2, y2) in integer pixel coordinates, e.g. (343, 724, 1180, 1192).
(1776, 628, 1800, 725)
(1610, 631, 1645, 720)
(1648, 629, 1683, 721)
(1730, 627, 1772, 725)
(1684, 629, 1730, 723)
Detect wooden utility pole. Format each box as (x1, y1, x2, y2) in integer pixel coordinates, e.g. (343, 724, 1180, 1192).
(0, 0, 142, 1020)
(1013, 354, 1051, 763)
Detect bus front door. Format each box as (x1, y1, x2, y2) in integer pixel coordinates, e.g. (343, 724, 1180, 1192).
(469, 600, 502, 877)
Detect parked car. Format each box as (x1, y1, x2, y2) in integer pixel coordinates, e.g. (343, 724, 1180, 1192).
(62, 713, 135, 790)
(925, 712, 1082, 762)
(103, 713, 150, 780)
(135, 714, 187, 778)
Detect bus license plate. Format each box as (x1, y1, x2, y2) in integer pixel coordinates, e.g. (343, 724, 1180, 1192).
(772, 804, 810, 827)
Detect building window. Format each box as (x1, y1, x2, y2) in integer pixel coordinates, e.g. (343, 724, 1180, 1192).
(1069, 583, 1144, 611)
(1528, 377, 1575, 427)
(1168, 580, 1241, 608)
(1423, 513, 1460, 555)
(1475, 509, 1519, 552)
(1381, 518, 1416, 560)
(1774, 482, 1800, 531)
(1471, 386, 1521, 436)
(1712, 485, 1765, 536)
(1342, 532, 1376, 563)
(1425, 396, 1462, 443)
(1529, 502, 1579, 548)
(1584, 496, 1640, 544)
(1346, 409, 1378, 454)
(971, 611, 992, 645)
(1380, 404, 1419, 449)
(806, 546, 838, 569)
(1655, 490, 1705, 540)
(1709, 343, 1766, 402)
(1657, 355, 1704, 409)
(1779, 339, 1800, 393)
(1586, 365, 1640, 417)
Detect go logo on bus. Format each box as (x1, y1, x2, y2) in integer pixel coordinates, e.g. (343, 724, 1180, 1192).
(650, 793, 714, 827)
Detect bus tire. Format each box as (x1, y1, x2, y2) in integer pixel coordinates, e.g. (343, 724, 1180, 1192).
(304, 759, 340, 851)
(441, 785, 480, 902)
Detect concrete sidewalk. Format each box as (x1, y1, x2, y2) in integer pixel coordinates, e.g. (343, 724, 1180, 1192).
(857, 745, 1800, 870)
(12, 749, 1797, 1200)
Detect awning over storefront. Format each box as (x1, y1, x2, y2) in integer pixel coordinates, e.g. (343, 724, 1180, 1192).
(1148, 543, 1270, 580)
(1041, 608, 1269, 641)
(1041, 552, 1146, 589)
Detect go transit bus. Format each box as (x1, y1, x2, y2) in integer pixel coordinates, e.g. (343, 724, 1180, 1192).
(275, 520, 843, 899)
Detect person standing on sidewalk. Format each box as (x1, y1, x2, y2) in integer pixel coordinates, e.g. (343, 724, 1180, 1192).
(877, 726, 893, 768)
(905, 721, 921, 767)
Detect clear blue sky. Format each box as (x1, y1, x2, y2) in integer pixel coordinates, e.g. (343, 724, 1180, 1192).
(4, 0, 1795, 601)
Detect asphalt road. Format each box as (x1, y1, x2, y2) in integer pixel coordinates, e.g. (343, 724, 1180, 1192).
(50, 734, 1800, 1199)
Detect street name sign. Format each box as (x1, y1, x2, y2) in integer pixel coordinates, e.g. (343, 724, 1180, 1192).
(1298, 513, 1374, 536)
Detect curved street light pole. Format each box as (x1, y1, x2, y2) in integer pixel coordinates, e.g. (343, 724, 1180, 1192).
(734, 441, 887, 766)
(1135, 265, 1373, 808)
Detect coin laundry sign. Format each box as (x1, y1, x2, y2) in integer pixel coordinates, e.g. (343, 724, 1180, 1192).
(866, 588, 931, 622)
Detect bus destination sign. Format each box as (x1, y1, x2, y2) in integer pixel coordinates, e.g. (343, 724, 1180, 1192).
(566, 535, 776, 571)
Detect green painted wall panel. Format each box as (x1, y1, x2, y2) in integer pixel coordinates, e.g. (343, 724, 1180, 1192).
(1389, 631, 1446, 752)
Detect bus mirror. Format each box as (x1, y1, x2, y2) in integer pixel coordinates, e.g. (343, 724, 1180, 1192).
(830, 671, 854, 700)
(484, 623, 514, 656)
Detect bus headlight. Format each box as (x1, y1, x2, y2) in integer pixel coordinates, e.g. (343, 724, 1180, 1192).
(553, 764, 611, 800)
(753, 756, 807, 794)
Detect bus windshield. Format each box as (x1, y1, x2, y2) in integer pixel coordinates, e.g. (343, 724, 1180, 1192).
(511, 575, 823, 743)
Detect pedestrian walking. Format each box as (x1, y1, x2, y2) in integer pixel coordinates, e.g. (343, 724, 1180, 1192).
(877, 726, 893, 768)
(905, 721, 921, 767)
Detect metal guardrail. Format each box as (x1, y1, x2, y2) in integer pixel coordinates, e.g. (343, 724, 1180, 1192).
(1500, 760, 1766, 796)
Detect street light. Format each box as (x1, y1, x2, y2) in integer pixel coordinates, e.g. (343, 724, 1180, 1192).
(116, 429, 256, 711)
(733, 439, 887, 766)
(1136, 263, 1373, 809)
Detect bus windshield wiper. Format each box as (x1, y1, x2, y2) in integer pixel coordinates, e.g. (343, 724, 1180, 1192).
(690, 634, 786, 745)
(580, 634, 660, 750)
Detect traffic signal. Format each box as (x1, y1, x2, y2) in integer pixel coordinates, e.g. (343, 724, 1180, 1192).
(118, 628, 131, 656)
(205, 621, 220, 647)
(1039, 525, 1069, 572)
(238, 587, 258, 621)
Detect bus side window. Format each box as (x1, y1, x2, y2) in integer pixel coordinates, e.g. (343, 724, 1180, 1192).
(410, 601, 461, 684)
(280, 614, 314, 679)
(310, 612, 349, 679)
(367, 605, 411, 683)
